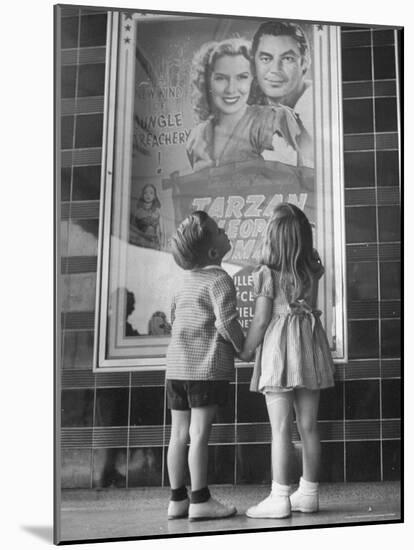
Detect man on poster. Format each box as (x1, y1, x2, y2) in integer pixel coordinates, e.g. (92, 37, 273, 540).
(250, 21, 313, 167)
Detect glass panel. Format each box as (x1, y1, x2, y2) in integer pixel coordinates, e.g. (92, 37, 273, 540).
(96, 13, 347, 369)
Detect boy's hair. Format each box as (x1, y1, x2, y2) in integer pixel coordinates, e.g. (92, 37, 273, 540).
(171, 211, 212, 270)
(260, 202, 318, 300)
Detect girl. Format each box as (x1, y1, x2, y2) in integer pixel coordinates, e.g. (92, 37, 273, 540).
(187, 38, 310, 171)
(239, 203, 335, 519)
(132, 184, 162, 250)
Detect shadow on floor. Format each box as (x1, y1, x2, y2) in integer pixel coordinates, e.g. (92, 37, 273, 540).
(20, 525, 53, 543)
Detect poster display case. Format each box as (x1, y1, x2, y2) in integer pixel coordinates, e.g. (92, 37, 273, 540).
(94, 11, 347, 371)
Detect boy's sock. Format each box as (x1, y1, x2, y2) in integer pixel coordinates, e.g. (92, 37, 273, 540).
(170, 486, 188, 502)
(190, 487, 211, 504)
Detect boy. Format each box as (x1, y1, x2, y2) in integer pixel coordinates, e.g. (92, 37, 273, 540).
(166, 211, 244, 520)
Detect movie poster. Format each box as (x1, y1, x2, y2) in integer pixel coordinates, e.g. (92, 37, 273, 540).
(95, 12, 346, 369)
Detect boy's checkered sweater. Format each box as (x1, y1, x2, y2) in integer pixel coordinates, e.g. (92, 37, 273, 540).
(166, 266, 244, 381)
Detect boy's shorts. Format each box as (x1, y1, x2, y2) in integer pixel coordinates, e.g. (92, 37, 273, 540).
(166, 379, 230, 410)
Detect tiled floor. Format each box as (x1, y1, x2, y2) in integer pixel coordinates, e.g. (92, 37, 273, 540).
(59, 481, 401, 543)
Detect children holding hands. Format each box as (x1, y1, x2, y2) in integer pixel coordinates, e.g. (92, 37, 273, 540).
(166, 204, 334, 521)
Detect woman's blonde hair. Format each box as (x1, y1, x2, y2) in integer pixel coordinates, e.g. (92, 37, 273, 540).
(190, 37, 252, 123)
(260, 203, 318, 300)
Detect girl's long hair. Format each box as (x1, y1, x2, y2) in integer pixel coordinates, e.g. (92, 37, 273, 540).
(260, 203, 318, 300)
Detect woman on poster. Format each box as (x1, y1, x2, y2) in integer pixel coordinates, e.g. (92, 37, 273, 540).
(186, 37, 311, 172)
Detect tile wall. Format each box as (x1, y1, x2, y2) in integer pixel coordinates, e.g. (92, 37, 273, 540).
(58, 6, 402, 488)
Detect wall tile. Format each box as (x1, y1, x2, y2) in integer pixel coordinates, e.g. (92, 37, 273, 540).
(95, 388, 129, 426)
(236, 445, 271, 484)
(347, 262, 378, 300)
(345, 206, 377, 243)
(382, 379, 401, 419)
(381, 320, 401, 358)
(61, 448, 91, 488)
(165, 407, 171, 426)
(73, 166, 101, 200)
(61, 389, 94, 427)
(382, 440, 401, 481)
(128, 447, 163, 487)
(130, 387, 164, 426)
(318, 383, 344, 420)
(346, 441, 381, 481)
(61, 167, 71, 201)
(208, 446, 235, 484)
(378, 206, 401, 242)
(348, 320, 379, 359)
(374, 46, 396, 79)
(60, 220, 69, 257)
(61, 16, 79, 49)
(216, 384, 236, 423)
(376, 151, 399, 187)
(93, 448, 127, 488)
(67, 220, 99, 256)
(343, 99, 373, 134)
(344, 152, 375, 188)
(380, 262, 400, 299)
(61, 273, 96, 312)
(345, 380, 380, 419)
(320, 442, 345, 482)
(373, 30, 395, 46)
(61, 65, 77, 98)
(61, 116, 74, 149)
(62, 331, 94, 369)
(78, 64, 106, 97)
(380, 300, 400, 319)
(75, 114, 104, 148)
(80, 14, 107, 47)
(375, 98, 398, 132)
(342, 48, 372, 81)
(341, 30, 371, 48)
(237, 385, 268, 423)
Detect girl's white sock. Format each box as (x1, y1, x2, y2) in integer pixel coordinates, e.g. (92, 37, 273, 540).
(299, 477, 319, 494)
(271, 481, 291, 497)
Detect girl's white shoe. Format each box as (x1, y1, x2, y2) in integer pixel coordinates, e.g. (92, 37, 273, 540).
(246, 481, 291, 519)
(290, 477, 319, 513)
(246, 494, 291, 519)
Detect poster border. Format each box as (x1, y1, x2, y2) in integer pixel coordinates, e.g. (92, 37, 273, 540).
(94, 8, 348, 371)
